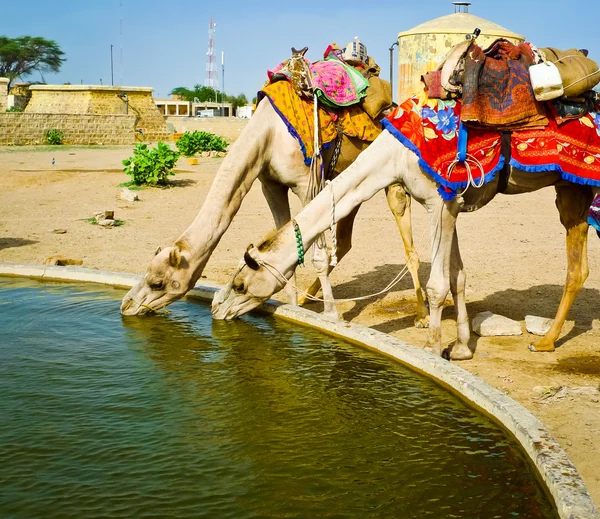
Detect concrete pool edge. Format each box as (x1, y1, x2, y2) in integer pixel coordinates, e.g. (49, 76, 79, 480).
(1, 262, 597, 519)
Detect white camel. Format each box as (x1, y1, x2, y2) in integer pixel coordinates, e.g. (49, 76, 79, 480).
(120, 98, 429, 326)
(211, 129, 596, 360)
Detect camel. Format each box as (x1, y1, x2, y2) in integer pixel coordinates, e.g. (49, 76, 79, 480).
(120, 97, 429, 326)
(211, 129, 597, 360)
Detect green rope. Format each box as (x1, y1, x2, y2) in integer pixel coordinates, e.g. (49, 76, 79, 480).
(292, 219, 305, 265)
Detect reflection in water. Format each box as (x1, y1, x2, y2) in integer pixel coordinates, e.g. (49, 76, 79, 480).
(0, 278, 557, 519)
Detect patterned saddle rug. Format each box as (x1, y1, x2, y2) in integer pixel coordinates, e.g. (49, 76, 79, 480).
(258, 81, 382, 165)
(267, 47, 369, 108)
(383, 89, 600, 199)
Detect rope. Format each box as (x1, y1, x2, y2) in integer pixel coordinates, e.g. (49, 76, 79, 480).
(326, 180, 337, 266)
(545, 53, 600, 91)
(447, 153, 486, 197)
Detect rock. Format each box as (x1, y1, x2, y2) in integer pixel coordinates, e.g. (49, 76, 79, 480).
(97, 219, 115, 227)
(525, 315, 553, 336)
(43, 255, 83, 266)
(52, 229, 67, 234)
(120, 188, 139, 202)
(201, 151, 210, 158)
(94, 210, 114, 221)
(472, 311, 522, 336)
(216, 151, 227, 157)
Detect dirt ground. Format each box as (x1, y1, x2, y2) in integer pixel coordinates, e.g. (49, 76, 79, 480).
(1, 121, 599, 507)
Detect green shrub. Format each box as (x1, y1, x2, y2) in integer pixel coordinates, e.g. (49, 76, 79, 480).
(46, 129, 64, 145)
(6, 106, 23, 113)
(122, 142, 180, 186)
(175, 130, 228, 157)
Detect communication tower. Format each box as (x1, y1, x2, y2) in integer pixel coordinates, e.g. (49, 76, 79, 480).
(205, 18, 218, 89)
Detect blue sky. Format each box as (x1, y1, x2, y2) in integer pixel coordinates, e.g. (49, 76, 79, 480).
(2, 0, 599, 101)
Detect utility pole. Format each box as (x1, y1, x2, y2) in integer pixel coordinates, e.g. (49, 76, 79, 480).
(110, 44, 114, 86)
(221, 51, 225, 117)
(389, 40, 398, 102)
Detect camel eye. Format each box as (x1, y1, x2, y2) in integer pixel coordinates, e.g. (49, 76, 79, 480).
(234, 283, 245, 293)
(149, 281, 164, 290)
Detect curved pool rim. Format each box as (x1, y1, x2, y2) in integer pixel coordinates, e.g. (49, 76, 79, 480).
(1, 262, 597, 519)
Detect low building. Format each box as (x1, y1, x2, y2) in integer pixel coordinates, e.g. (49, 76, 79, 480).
(154, 98, 233, 117)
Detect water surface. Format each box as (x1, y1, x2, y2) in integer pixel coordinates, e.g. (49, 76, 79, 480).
(0, 278, 557, 518)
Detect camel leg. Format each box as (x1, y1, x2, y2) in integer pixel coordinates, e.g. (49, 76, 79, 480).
(530, 184, 592, 352)
(260, 179, 298, 305)
(448, 229, 472, 360)
(310, 236, 338, 318)
(386, 183, 429, 328)
(298, 206, 360, 305)
(424, 199, 460, 357)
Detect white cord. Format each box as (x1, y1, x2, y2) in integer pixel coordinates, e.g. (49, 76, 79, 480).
(326, 180, 338, 266)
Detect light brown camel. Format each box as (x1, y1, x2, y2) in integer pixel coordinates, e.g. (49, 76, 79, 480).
(211, 129, 597, 360)
(120, 98, 429, 326)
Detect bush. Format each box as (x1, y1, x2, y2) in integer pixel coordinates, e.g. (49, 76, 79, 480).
(46, 128, 64, 145)
(122, 142, 180, 186)
(6, 106, 23, 112)
(175, 130, 228, 157)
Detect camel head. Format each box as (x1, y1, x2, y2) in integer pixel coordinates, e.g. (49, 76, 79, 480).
(211, 243, 290, 320)
(120, 244, 193, 316)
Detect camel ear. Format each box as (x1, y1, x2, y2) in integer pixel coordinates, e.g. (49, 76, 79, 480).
(291, 46, 308, 57)
(169, 248, 181, 268)
(155, 246, 162, 256)
(243, 245, 260, 271)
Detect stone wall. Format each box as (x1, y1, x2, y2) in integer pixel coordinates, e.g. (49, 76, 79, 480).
(0, 78, 8, 112)
(25, 85, 169, 141)
(0, 113, 137, 145)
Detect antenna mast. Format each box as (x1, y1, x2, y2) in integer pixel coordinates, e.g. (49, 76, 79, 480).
(205, 18, 218, 89)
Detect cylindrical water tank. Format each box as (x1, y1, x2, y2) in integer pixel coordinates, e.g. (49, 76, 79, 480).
(397, 9, 524, 101)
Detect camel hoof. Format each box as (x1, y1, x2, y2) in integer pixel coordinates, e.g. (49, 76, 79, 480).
(450, 344, 473, 361)
(322, 308, 339, 320)
(528, 342, 555, 353)
(414, 315, 430, 329)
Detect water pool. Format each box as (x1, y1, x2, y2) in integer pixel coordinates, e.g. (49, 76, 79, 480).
(0, 278, 557, 518)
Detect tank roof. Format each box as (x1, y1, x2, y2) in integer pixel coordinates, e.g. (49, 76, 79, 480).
(398, 12, 524, 40)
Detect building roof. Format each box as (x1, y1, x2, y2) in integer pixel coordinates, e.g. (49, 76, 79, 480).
(398, 12, 524, 40)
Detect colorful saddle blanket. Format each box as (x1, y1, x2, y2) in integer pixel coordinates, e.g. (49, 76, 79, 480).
(382, 90, 600, 199)
(267, 52, 369, 108)
(258, 81, 382, 165)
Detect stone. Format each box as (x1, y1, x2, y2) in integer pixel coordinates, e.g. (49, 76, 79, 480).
(93, 210, 114, 221)
(43, 255, 83, 266)
(525, 315, 553, 336)
(52, 228, 67, 234)
(216, 151, 227, 157)
(201, 151, 210, 158)
(472, 311, 522, 337)
(120, 188, 139, 202)
(97, 218, 115, 227)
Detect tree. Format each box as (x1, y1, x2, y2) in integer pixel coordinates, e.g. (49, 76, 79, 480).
(0, 36, 65, 89)
(169, 85, 219, 102)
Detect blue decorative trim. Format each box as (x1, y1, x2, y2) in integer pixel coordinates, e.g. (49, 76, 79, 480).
(561, 171, 600, 188)
(382, 118, 502, 199)
(509, 158, 562, 174)
(262, 93, 335, 166)
(510, 158, 600, 188)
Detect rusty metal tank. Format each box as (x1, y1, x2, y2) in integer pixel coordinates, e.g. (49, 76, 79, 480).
(396, 3, 524, 101)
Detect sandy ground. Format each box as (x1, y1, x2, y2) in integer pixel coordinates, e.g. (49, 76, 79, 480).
(1, 121, 599, 507)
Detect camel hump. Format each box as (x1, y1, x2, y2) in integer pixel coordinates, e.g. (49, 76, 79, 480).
(291, 46, 308, 57)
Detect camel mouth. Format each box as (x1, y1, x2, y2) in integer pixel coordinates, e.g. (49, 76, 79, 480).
(120, 296, 156, 316)
(211, 295, 263, 320)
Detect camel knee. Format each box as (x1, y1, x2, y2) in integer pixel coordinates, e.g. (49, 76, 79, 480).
(426, 280, 449, 309)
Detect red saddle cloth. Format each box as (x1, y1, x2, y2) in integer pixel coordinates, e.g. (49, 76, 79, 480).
(382, 91, 600, 199)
